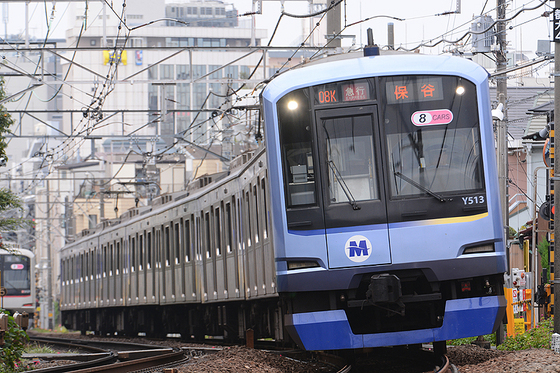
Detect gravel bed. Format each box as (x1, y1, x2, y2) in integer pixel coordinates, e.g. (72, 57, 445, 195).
(448, 345, 560, 373)
(26, 333, 560, 372)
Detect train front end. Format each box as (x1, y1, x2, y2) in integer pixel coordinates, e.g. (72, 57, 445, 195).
(262, 53, 507, 351)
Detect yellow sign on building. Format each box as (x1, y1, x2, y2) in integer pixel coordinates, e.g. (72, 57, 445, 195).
(103, 50, 127, 65)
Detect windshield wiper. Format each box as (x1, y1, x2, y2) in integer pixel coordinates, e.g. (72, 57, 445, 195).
(328, 160, 360, 210)
(394, 171, 452, 202)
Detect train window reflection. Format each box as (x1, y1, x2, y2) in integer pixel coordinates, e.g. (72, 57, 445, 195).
(278, 88, 316, 208)
(323, 115, 379, 203)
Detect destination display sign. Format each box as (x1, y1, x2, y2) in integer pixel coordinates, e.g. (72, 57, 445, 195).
(385, 77, 444, 104)
(314, 80, 372, 105)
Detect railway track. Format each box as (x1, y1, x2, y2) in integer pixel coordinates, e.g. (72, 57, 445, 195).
(25, 334, 349, 373)
(27, 334, 457, 372)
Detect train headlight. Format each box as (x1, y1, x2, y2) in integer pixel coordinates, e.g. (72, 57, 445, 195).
(287, 100, 298, 110)
(462, 244, 494, 255)
(287, 260, 319, 270)
(456, 86, 465, 95)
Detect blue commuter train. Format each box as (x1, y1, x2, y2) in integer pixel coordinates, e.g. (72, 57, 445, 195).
(60, 51, 506, 351)
(261, 52, 506, 350)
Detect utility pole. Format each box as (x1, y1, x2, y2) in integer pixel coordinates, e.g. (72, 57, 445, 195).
(326, 0, 341, 48)
(496, 0, 508, 238)
(554, 1, 560, 334)
(46, 177, 53, 330)
(495, 0, 508, 345)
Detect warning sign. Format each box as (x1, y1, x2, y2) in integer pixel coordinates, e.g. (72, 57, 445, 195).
(514, 318, 525, 335)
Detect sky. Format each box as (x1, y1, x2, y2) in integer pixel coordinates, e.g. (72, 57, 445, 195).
(0, 1, 553, 57)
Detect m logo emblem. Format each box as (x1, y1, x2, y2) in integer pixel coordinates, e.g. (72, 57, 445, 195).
(344, 235, 372, 263)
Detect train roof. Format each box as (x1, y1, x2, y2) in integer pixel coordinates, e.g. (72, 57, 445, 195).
(262, 52, 489, 103)
(64, 148, 266, 249)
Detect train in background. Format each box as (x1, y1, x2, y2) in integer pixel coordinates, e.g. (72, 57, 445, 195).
(61, 50, 507, 351)
(0, 247, 35, 317)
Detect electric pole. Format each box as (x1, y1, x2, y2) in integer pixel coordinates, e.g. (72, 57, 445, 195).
(554, 0, 560, 333)
(496, 0, 508, 239)
(495, 0, 508, 345)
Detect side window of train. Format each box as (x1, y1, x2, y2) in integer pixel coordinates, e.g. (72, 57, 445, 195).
(225, 202, 233, 253)
(85, 252, 89, 280)
(214, 207, 221, 256)
(139, 234, 144, 271)
(147, 231, 152, 269)
(277, 87, 316, 208)
(253, 184, 260, 244)
(196, 215, 202, 261)
(91, 250, 95, 279)
(116, 240, 121, 275)
(131, 236, 136, 272)
(261, 178, 268, 240)
(165, 226, 171, 266)
(184, 219, 191, 262)
(205, 211, 211, 258)
(245, 191, 251, 247)
(102, 247, 107, 277)
(109, 244, 114, 276)
(175, 222, 181, 264)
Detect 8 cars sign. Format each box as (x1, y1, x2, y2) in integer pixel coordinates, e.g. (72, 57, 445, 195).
(411, 109, 453, 126)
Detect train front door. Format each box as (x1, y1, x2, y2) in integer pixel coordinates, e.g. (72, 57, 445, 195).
(315, 105, 391, 269)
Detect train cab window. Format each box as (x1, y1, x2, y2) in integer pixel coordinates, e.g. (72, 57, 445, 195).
(322, 113, 379, 203)
(1, 254, 31, 293)
(381, 76, 484, 198)
(277, 88, 316, 207)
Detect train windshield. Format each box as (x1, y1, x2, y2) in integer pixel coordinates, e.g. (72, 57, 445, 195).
(1, 254, 31, 294)
(381, 75, 484, 198)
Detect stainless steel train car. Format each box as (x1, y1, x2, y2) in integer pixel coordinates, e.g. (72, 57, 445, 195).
(0, 247, 35, 317)
(61, 51, 507, 351)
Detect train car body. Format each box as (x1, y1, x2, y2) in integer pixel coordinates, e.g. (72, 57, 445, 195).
(261, 52, 507, 350)
(61, 51, 506, 351)
(0, 247, 35, 316)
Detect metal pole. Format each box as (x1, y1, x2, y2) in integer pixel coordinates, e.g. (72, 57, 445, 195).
(554, 0, 560, 334)
(533, 167, 551, 327)
(494, 0, 508, 345)
(46, 177, 53, 330)
(326, 0, 341, 48)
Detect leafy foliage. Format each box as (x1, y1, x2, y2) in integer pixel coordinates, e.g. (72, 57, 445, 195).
(448, 334, 495, 346)
(497, 318, 553, 351)
(0, 310, 29, 372)
(0, 76, 13, 161)
(538, 240, 550, 281)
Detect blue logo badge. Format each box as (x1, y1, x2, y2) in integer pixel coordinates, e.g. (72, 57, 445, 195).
(344, 235, 372, 263)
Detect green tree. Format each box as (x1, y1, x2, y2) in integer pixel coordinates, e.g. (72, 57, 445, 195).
(0, 75, 30, 372)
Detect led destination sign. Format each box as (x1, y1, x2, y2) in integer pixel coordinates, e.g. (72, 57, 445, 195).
(385, 77, 444, 104)
(314, 80, 371, 105)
